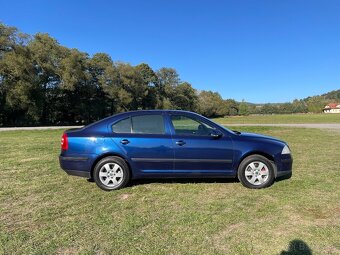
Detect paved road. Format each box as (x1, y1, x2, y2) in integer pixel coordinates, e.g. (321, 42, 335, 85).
(0, 126, 83, 132)
(223, 123, 340, 130)
(1, 123, 340, 131)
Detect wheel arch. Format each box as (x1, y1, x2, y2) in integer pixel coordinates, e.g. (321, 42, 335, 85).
(236, 151, 278, 177)
(91, 152, 132, 179)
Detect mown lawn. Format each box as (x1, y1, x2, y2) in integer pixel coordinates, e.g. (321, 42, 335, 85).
(0, 127, 339, 254)
(213, 113, 340, 124)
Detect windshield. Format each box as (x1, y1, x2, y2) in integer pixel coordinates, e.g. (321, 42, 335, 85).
(197, 114, 240, 135)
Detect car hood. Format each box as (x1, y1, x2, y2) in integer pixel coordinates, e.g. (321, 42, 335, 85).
(238, 132, 286, 144)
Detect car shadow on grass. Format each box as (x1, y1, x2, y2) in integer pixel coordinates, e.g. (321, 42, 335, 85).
(87, 175, 290, 187)
(128, 173, 292, 187)
(280, 239, 312, 255)
(129, 177, 239, 187)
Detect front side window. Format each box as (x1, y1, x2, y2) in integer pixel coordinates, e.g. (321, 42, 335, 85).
(112, 115, 165, 134)
(170, 115, 215, 136)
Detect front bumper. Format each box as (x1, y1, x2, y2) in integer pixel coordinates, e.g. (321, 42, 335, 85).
(276, 170, 292, 180)
(275, 154, 293, 180)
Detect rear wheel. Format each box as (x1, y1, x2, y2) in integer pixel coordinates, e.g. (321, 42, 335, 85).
(93, 156, 130, 191)
(238, 155, 275, 189)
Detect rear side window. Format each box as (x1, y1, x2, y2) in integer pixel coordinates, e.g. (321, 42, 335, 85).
(132, 115, 165, 134)
(112, 115, 165, 134)
(112, 118, 131, 133)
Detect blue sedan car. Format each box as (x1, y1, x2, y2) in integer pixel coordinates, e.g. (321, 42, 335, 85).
(59, 110, 292, 190)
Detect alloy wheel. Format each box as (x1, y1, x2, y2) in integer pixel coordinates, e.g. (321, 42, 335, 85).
(244, 161, 269, 186)
(99, 163, 124, 188)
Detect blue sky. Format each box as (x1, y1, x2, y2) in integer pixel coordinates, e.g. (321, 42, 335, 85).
(1, 0, 340, 103)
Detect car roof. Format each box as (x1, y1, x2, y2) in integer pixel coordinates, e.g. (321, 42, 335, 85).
(82, 109, 235, 136)
(83, 110, 198, 131)
(119, 110, 194, 114)
(111, 110, 200, 118)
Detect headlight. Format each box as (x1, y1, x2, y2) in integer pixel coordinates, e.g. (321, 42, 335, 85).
(282, 145, 291, 154)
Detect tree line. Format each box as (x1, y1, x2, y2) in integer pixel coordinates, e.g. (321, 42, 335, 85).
(0, 23, 338, 126)
(0, 23, 240, 126)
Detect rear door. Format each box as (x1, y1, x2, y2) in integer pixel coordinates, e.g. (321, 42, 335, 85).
(111, 113, 174, 177)
(169, 113, 234, 176)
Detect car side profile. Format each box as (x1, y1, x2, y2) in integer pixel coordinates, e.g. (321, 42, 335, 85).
(59, 110, 292, 191)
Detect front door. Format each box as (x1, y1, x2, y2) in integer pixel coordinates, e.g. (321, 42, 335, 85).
(169, 113, 234, 177)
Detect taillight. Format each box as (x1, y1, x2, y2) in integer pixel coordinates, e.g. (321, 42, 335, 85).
(61, 133, 68, 150)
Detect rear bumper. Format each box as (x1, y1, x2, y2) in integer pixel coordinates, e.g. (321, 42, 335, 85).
(64, 169, 91, 178)
(59, 156, 91, 178)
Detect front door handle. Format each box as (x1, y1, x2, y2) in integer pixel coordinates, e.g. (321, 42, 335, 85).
(120, 139, 130, 145)
(176, 140, 186, 146)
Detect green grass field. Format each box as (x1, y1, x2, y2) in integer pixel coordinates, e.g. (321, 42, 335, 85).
(1, 127, 339, 254)
(213, 113, 340, 124)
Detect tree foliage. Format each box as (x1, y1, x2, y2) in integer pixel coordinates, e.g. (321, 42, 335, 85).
(197, 91, 228, 118)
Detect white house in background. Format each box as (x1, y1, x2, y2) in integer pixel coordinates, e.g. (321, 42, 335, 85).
(323, 103, 340, 113)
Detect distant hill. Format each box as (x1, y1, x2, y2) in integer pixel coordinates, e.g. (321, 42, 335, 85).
(245, 89, 340, 106)
(241, 89, 340, 114)
(304, 89, 340, 102)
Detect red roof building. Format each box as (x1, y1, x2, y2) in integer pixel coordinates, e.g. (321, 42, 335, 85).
(323, 103, 340, 113)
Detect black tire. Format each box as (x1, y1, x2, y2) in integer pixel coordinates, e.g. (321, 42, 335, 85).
(93, 156, 130, 191)
(237, 155, 275, 189)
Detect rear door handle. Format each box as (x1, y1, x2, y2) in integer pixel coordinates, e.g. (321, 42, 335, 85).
(120, 139, 130, 145)
(176, 140, 186, 146)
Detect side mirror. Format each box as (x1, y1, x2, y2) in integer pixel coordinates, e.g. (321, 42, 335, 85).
(210, 130, 222, 139)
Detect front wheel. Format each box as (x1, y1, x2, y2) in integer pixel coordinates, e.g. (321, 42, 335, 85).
(238, 155, 275, 189)
(93, 156, 130, 191)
